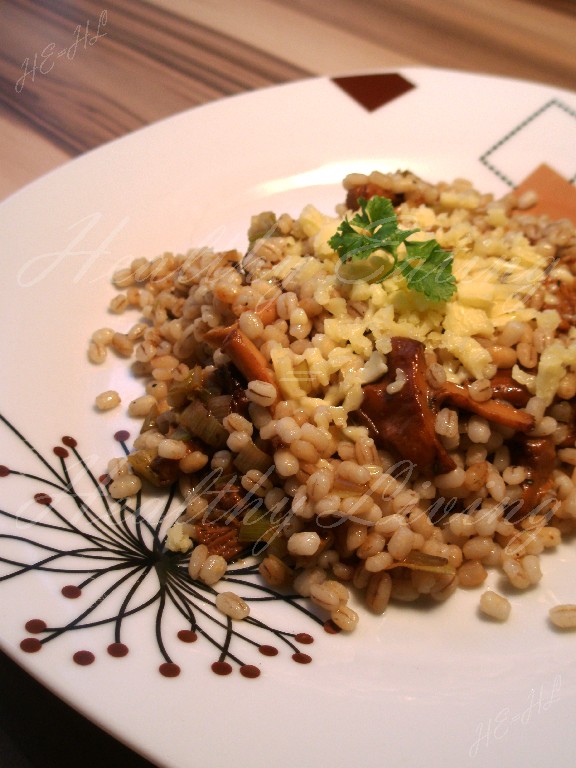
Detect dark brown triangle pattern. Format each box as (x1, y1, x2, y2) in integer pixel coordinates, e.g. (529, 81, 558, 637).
(332, 72, 416, 112)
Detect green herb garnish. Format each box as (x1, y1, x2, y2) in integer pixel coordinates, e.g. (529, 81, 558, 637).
(328, 195, 456, 302)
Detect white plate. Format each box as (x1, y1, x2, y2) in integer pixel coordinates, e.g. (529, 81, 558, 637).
(1, 67, 576, 768)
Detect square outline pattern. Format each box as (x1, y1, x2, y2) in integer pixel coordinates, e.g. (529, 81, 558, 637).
(480, 100, 576, 187)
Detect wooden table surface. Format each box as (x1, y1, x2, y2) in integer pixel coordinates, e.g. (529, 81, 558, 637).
(0, 0, 575, 765)
(1, 0, 576, 203)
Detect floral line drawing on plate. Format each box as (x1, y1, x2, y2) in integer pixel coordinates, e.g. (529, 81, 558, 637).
(0, 414, 327, 679)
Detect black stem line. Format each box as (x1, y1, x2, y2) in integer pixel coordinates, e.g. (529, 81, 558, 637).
(132, 492, 147, 550)
(111, 492, 143, 544)
(0, 418, 142, 550)
(1, 413, 324, 674)
(115, 493, 148, 550)
(41, 590, 163, 639)
(163, 583, 197, 629)
(0, 505, 139, 547)
(49, 479, 145, 553)
(166, 574, 265, 661)
(69, 494, 144, 553)
(154, 588, 173, 664)
(192, 622, 246, 667)
(76, 557, 149, 590)
(113, 564, 154, 643)
(117, 494, 162, 550)
(1, 470, 75, 496)
(31, 496, 140, 554)
(64, 444, 114, 518)
(169, 568, 221, 608)
(218, 615, 234, 664)
(0, 531, 139, 559)
(0, 507, 132, 550)
(0, 415, 67, 485)
(224, 575, 324, 625)
(36, 441, 145, 553)
(0, 542, 134, 581)
(166, 574, 231, 629)
(39, 564, 157, 643)
(152, 484, 179, 552)
(243, 618, 302, 653)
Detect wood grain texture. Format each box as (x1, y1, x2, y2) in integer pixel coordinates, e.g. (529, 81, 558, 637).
(0, 0, 575, 200)
(151, 0, 416, 73)
(0, 0, 308, 156)
(278, 0, 576, 91)
(0, 111, 69, 200)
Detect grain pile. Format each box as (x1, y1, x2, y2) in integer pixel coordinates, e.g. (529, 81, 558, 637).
(91, 170, 576, 630)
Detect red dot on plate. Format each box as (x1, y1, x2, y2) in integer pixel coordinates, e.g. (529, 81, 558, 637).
(34, 493, 52, 505)
(323, 620, 341, 635)
(62, 436, 77, 448)
(211, 661, 232, 676)
(294, 633, 314, 644)
(62, 585, 82, 599)
(73, 650, 95, 666)
(107, 642, 129, 658)
(53, 446, 69, 458)
(0, 465, 11, 477)
(177, 630, 198, 643)
(114, 430, 130, 443)
(20, 638, 42, 653)
(25, 619, 47, 634)
(159, 662, 181, 678)
(239, 665, 260, 679)
(292, 652, 312, 665)
(258, 644, 278, 657)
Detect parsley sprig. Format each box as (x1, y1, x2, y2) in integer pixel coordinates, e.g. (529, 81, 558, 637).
(328, 195, 456, 302)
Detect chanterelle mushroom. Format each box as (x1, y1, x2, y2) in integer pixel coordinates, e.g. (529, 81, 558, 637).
(356, 338, 456, 475)
(355, 337, 534, 476)
(509, 435, 556, 521)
